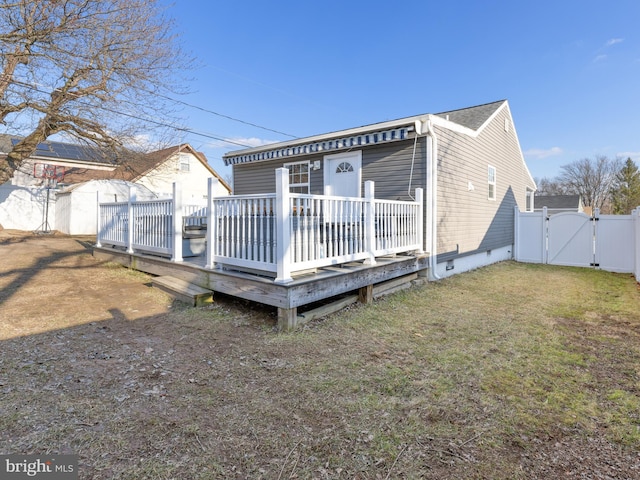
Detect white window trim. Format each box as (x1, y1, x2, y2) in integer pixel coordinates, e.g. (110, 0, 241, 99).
(488, 165, 497, 201)
(283, 160, 310, 193)
(179, 153, 191, 172)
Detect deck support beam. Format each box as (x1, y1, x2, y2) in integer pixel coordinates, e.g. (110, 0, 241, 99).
(358, 284, 373, 304)
(277, 307, 298, 331)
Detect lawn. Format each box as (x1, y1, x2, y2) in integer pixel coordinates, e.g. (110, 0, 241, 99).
(1, 256, 639, 479)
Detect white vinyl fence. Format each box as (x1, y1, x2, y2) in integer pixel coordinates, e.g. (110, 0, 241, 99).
(514, 206, 640, 282)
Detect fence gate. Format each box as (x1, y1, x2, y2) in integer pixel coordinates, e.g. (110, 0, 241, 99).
(515, 207, 638, 276)
(547, 212, 594, 267)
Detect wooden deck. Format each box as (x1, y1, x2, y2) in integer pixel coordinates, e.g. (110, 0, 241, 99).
(93, 246, 429, 330)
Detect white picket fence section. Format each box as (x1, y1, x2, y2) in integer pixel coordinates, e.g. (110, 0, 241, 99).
(97, 168, 424, 283)
(514, 206, 640, 282)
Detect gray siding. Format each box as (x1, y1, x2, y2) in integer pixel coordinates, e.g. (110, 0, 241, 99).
(435, 107, 534, 259)
(232, 138, 426, 199)
(362, 138, 426, 201)
(233, 153, 325, 195)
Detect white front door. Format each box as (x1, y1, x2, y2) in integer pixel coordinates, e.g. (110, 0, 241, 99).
(324, 151, 362, 197)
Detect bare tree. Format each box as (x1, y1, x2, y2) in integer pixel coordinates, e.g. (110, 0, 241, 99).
(534, 177, 569, 196)
(557, 156, 622, 211)
(0, 0, 192, 184)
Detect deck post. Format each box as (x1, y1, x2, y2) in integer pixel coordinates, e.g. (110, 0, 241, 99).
(358, 284, 373, 304)
(275, 168, 293, 283)
(205, 177, 219, 269)
(95, 190, 102, 248)
(171, 182, 183, 262)
(126, 185, 136, 254)
(277, 306, 298, 331)
(415, 187, 424, 254)
(363, 181, 377, 265)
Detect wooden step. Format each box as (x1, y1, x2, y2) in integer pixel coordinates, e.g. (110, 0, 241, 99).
(152, 276, 214, 307)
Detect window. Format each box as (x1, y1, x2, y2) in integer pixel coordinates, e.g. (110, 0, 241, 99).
(179, 153, 190, 172)
(284, 161, 310, 193)
(336, 161, 354, 173)
(488, 165, 496, 200)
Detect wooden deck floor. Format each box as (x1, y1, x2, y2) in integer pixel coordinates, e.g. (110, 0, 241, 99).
(93, 246, 430, 329)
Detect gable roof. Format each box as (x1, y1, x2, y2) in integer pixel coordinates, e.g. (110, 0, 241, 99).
(434, 101, 505, 130)
(222, 100, 508, 166)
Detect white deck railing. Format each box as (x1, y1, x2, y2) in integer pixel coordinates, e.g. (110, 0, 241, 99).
(97, 168, 423, 283)
(97, 184, 206, 259)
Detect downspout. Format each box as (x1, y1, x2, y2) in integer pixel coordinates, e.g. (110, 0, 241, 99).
(425, 117, 441, 280)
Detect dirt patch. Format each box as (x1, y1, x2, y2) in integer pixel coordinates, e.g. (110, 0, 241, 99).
(0, 230, 176, 339)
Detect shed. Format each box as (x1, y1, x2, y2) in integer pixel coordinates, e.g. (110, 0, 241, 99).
(534, 194, 585, 215)
(56, 179, 157, 235)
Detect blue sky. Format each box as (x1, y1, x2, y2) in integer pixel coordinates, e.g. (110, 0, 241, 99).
(163, 0, 640, 182)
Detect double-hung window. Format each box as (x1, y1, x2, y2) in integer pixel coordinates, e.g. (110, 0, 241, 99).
(488, 165, 496, 201)
(284, 161, 310, 193)
(179, 153, 190, 172)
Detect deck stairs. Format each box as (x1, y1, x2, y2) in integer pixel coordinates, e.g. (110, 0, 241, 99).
(151, 275, 214, 307)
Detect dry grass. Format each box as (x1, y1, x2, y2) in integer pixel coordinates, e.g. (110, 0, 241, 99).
(2, 256, 640, 479)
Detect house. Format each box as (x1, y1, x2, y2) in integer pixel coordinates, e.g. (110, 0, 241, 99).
(223, 99, 536, 278)
(534, 194, 586, 215)
(0, 133, 119, 189)
(93, 99, 537, 329)
(61, 143, 231, 203)
(0, 136, 231, 232)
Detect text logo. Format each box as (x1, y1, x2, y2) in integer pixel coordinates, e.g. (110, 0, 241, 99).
(1, 455, 78, 479)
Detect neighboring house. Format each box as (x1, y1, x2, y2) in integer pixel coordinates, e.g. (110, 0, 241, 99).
(0, 136, 230, 232)
(0, 133, 118, 188)
(223, 99, 536, 278)
(61, 143, 231, 202)
(534, 194, 586, 215)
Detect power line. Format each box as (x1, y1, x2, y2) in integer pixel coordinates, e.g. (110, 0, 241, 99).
(151, 90, 298, 139)
(6, 80, 258, 149)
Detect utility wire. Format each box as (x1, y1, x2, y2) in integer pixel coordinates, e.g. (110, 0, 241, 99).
(149, 89, 298, 139)
(5, 80, 257, 149)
